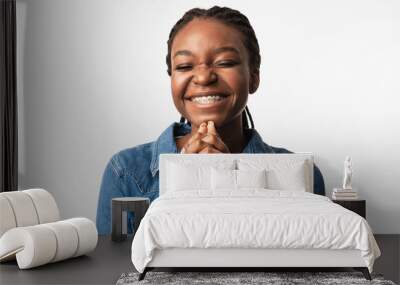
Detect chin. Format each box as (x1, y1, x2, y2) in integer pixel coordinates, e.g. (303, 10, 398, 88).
(189, 116, 226, 128)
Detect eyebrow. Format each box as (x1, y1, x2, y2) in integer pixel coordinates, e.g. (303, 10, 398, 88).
(173, 46, 240, 58)
(214, 46, 240, 55)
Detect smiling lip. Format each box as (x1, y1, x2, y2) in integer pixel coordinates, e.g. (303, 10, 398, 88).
(185, 93, 230, 109)
(184, 92, 229, 100)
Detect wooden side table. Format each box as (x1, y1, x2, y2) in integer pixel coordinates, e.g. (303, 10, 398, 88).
(332, 199, 366, 218)
(111, 197, 150, 242)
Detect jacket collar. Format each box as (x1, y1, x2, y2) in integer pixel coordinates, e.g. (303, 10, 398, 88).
(150, 122, 274, 176)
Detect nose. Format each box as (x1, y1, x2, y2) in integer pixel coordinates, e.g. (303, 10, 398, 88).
(192, 65, 217, 86)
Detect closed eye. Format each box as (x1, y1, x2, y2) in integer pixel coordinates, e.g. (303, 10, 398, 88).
(215, 60, 239, 68)
(175, 64, 193, 71)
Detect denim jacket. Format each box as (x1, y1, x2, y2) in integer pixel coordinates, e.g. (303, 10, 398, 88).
(96, 122, 325, 235)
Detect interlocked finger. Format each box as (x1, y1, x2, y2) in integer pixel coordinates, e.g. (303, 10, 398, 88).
(184, 138, 210, 153)
(206, 121, 218, 136)
(180, 121, 229, 154)
(201, 133, 229, 153)
(181, 122, 208, 154)
(199, 145, 223, 154)
(201, 121, 230, 153)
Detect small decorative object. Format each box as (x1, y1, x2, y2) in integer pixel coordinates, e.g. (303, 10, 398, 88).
(342, 155, 353, 190)
(332, 156, 358, 200)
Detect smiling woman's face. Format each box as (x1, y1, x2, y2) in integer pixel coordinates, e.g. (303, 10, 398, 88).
(170, 18, 258, 129)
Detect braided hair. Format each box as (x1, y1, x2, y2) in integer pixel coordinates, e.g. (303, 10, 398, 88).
(167, 6, 260, 130)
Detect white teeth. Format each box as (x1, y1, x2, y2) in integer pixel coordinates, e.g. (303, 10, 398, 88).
(192, 95, 224, 104)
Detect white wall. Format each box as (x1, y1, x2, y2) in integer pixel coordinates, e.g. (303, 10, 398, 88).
(17, 0, 400, 233)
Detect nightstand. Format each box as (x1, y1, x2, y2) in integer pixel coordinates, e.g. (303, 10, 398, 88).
(111, 197, 150, 242)
(332, 199, 366, 218)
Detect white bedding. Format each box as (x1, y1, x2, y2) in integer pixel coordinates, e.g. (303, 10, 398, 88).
(131, 190, 380, 273)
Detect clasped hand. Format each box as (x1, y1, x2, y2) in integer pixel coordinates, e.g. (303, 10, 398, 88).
(181, 121, 230, 154)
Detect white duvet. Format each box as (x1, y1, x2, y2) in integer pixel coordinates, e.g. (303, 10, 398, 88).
(131, 190, 380, 273)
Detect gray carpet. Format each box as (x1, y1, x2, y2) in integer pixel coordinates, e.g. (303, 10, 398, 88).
(116, 271, 396, 285)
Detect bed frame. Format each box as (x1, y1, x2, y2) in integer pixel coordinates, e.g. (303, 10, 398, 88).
(138, 154, 372, 281)
(140, 248, 371, 280)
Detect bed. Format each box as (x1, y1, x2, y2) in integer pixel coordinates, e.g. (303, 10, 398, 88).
(131, 153, 380, 281)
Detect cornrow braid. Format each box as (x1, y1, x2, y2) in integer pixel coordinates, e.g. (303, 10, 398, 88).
(170, 6, 259, 130)
(245, 106, 255, 129)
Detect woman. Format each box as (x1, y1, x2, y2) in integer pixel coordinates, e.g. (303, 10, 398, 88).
(96, 6, 325, 235)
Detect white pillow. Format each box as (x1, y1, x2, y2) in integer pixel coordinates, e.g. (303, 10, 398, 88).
(167, 162, 210, 191)
(211, 168, 236, 190)
(236, 169, 267, 189)
(166, 160, 235, 192)
(267, 163, 307, 191)
(238, 159, 308, 191)
(211, 168, 268, 190)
